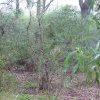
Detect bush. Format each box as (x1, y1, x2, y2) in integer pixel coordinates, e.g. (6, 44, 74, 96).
(64, 41, 100, 84)
(17, 94, 33, 100)
(0, 71, 18, 92)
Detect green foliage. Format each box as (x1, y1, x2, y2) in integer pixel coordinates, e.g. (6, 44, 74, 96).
(0, 5, 99, 75)
(0, 92, 17, 100)
(0, 16, 35, 62)
(89, 0, 95, 10)
(16, 94, 55, 100)
(0, 58, 6, 68)
(0, 71, 18, 92)
(17, 94, 33, 100)
(93, 16, 100, 29)
(0, 5, 100, 93)
(24, 81, 38, 88)
(35, 95, 55, 100)
(64, 41, 100, 84)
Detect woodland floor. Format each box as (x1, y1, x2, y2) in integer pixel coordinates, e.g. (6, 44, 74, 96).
(12, 70, 100, 100)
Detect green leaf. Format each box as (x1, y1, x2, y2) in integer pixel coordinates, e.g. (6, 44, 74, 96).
(94, 53, 100, 60)
(72, 62, 79, 74)
(64, 57, 71, 73)
(86, 70, 93, 83)
(95, 41, 100, 51)
(64, 50, 77, 73)
(89, 0, 95, 10)
(93, 16, 100, 28)
(88, 20, 94, 27)
(0, 58, 6, 67)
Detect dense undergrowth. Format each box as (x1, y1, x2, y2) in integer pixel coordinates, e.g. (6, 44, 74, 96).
(0, 5, 100, 99)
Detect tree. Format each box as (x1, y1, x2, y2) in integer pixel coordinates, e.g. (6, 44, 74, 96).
(79, 0, 90, 18)
(16, 0, 20, 18)
(36, 0, 54, 91)
(36, 0, 54, 16)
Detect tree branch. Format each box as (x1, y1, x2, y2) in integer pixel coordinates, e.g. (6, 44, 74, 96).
(45, 0, 54, 11)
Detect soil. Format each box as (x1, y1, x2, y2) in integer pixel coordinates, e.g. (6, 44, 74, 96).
(12, 70, 100, 100)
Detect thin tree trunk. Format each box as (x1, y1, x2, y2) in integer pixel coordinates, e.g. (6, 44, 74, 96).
(42, 0, 46, 13)
(36, 0, 54, 91)
(37, 0, 41, 17)
(16, 0, 20, 18)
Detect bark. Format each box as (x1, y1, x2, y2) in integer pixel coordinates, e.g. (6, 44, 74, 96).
(36, 0, 54, 16)
(37, 0, 41, 17)
(16, 0, 20, 18)
(79, 0, 90, 18)
(39, 66, 49, 90)
(36, 0, 54, 91)
(42, 0, 46, 13)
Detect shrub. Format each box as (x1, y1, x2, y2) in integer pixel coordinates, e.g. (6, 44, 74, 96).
(17, 94, 33, 100)
(0, 71, 18, 92)
(64, 41, 100, 84)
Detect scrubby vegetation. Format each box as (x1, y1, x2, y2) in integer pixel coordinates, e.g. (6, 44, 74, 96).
(0, 0, 100, 100)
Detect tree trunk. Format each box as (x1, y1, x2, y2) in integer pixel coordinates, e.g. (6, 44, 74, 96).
(79, 0, 90, 18)
(36, 0, 54, 91)
(42, 0, 46, 13)
(37, 0, 41, 17)
(39, 66, 49, 90)
(16, 0, 20, 18)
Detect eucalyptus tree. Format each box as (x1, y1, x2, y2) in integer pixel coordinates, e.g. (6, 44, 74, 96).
(79, 0, 91, 18)
(16, 0, 20, 18)
(36, 0, 55, 91)
(79, 0, 96, 32)
(36, 0, 54, 16)
(26, 0, 55, 91)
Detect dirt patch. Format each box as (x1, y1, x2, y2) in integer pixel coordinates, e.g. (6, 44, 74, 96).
(12, 71, 100, 100)
(59, 86, 100, 100)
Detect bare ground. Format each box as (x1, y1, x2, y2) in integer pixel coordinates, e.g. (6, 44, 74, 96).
(12, 71, 100, 100)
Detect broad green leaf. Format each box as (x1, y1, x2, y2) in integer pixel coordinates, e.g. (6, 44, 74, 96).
(64, 50, 77, 73)
(72, 62, 79, 74)
(95, 41, 100, 51)
(89, 0, 95, 10)
(86, 69, 93, 82)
